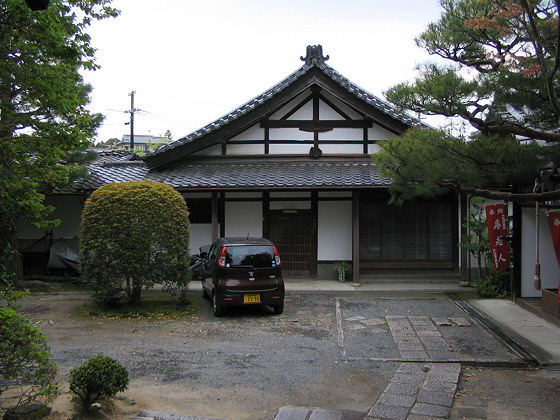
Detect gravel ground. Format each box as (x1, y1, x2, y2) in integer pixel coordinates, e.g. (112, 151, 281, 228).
(16, 286, 560, 420)
(19, 289, 397, 419)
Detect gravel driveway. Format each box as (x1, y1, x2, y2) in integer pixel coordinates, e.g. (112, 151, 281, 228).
(20, 289, 397, 419)
(18, 287, 560, 420)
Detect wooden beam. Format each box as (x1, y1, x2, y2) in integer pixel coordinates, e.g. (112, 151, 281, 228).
(261, 120, 372, 129)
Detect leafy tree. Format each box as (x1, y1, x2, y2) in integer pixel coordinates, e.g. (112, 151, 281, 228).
(0, 0, 119, 279)
(459, 197, 490, 280)
(375, 0, 560, 203)
(80, 181, 191, 305)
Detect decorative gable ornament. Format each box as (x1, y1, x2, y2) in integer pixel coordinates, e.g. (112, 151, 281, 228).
(301, 45, 330, 67)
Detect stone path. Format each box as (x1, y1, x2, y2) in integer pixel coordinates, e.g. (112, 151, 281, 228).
(387, 316, 457, 361)
(365, 363, 461, 420)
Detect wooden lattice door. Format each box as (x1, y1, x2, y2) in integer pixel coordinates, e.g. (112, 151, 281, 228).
(269, 210, 312, 276)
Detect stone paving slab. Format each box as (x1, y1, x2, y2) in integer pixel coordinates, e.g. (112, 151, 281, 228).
(133, 411, 226, 420)
(365, 363, 461, 420)
(336, 297, 525, 365)
(274, 407, 365, 420)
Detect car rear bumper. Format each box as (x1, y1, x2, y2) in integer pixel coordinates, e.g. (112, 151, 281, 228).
(216, 289, 285, 307)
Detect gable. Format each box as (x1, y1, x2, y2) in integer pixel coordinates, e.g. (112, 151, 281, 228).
(145, 46, 422, 169)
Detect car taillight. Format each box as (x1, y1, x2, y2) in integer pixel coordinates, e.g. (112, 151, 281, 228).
(273, 245, 281, 266)
(218, 246, 227, 267)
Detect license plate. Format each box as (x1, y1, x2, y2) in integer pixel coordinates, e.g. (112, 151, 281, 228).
(244, 294, 260, 303)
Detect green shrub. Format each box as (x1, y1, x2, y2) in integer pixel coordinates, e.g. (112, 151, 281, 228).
(80, 181, 191, 305)
(69, 354, 129, 409)
(473, 256, 511, 298)
(0, 307, 58, 412)
(0, 271, 28, 308)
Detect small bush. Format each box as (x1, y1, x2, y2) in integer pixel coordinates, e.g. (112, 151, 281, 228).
(69, 354, 129, 409)
(0, 307, 58, 412)
(473, 257, 510, 298)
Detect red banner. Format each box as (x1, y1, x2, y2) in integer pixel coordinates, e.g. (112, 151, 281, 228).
(486, 204, 509, 271)
(547, 211, 560, 303)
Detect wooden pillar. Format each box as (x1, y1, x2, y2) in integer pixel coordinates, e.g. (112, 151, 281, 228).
(211, 192, 219, 242)
(311, 191, 318, 278)
(512, 202, 522, 300)
(219, 192, 226, 238)
(460, 193, 469, 283)
(262, 192, 270, 238)
(352, 190, 361, 286)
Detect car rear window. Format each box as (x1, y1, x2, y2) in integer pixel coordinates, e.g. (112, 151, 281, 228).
(225, 245, 276, 268)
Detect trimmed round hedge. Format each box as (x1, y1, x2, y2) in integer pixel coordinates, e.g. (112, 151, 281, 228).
(80, 181, 191, 305)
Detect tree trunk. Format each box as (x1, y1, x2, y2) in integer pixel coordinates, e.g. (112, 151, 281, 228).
(130, 283, 142, 305)
(0, 223, 23, 281)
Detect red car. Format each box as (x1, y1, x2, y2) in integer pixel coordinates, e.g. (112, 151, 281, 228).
(201, 237, 285, 317)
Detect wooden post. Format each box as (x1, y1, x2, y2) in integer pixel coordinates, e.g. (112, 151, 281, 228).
(352, 191, 360, 286)
(211, 192, 218, 242)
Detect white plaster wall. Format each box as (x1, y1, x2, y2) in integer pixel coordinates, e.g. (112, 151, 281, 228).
(270, 128, 313, 141)
(225, 202, 263, 237)
(320, 128, 362, 140)
(226, 144, 264, 155)
(189, 224, 214, 255)
(270, 92, 311, 119)
(320, 144, 363, 154)
(321, 91, 361, 119)
(229, 124, 264, 141)
(17, 195, 83, 240)
(368, 126, 396, 140)
(319, 100, 345, 120)
(521, 207, 560, 297)
(269, 144, 311, 154)
(318, 201, 352, 260)
(368, 144, 381, 155)
(288, 101, 313, 119)
(194, 144, 222, 156)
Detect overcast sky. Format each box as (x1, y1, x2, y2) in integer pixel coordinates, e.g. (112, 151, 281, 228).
(83, 0, 445, 143)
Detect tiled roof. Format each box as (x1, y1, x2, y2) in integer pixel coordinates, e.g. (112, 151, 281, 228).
(147, 160, 390, 189)
(54, 156, 389, 194)
(147, 59, 421, 161)
(53, 151, 148, 194)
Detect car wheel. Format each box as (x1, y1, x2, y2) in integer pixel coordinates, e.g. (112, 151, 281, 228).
(212, 293, 224, 317)
(273, 303, 284, 315)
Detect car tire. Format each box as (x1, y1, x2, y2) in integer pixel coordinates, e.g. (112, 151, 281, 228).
(273, 303, 284, 315)
(212, 293, 224, 317)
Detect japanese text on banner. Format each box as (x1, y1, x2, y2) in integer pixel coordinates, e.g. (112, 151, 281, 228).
(485, 204, 509, 271)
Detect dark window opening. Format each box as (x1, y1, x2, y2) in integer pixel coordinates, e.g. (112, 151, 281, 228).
(186, 198, 212, 224)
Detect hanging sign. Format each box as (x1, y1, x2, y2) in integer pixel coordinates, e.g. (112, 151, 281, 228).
(486, 204, 509, 271)
(547, 211, 560, 268)
(546, 211, 560, 303)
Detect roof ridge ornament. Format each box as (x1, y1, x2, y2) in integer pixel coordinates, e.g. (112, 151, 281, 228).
(301, 45, 329, 67)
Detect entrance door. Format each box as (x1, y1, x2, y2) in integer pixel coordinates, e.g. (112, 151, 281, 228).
(269, 210, 312, 277)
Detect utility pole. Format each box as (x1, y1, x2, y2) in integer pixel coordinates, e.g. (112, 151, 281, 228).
(127, 91, 137, 151)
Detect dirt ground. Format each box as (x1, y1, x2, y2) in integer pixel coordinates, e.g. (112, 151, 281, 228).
(12, 284, 560, 420)
(17, 287, 394, 420)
